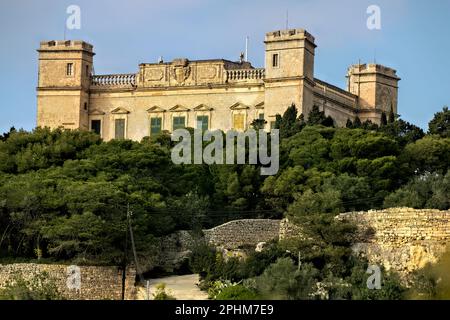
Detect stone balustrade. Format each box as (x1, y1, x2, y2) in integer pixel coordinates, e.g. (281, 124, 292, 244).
(226, 68, 265, 82)
(91, 74, 136, 87)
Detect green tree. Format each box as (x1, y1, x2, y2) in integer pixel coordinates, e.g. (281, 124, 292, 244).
(277, 104, 305, 139)
(307, 105, 324, 125)
(428, 106, 450, 138)
(346, 119, 353, 128)
(378, 119, 424, 147)
(388, 107, 396, 123)
(384, 172, 450, 210)
(215, 285, 259, 300)
(0, 127, 16, 142)
(401, 135, 450, 174)
(250, 118, 267, 131)
(255, 257, 319, 300)
(353, 116, 362, 128)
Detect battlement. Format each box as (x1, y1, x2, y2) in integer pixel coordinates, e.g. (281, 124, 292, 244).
(139, 58, 252, 69)
(265, 28, 315, 44)
(38, 40, 94, 54)
(347, 63, 400, 80)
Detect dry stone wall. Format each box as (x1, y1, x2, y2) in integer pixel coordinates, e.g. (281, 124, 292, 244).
(155, 219, 282, 272)
(203, 219, 281, 249)
(0, 263, 136, 300)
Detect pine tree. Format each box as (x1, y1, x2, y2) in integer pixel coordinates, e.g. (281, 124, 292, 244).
(297, 113, 306, 131)
(274, 114, 282, 129)
(346, 119, 353, 128)
(428, 106, 450, 138)
(322, 116, 334, 127)
(388, 106, 396, 123)
(307, 105, 327, 126)
(380, 112, 388, 126)
(279, 104, 304, 138)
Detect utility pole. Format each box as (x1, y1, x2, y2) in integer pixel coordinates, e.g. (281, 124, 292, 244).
(128, 203, 145, 285)
(121, 203, 128, 300)
(146, 280, 150, 300)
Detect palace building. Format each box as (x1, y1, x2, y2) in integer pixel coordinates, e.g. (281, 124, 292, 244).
(36, 28, 400, 141)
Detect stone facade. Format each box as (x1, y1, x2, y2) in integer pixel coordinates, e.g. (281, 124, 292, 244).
(37, 29, 400, 141)
(0, 263, 136, 300)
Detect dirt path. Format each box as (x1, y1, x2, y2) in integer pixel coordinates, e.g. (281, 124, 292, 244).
(137, 274, 209, 300)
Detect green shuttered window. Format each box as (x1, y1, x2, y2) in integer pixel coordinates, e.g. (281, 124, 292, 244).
(173, 116, 186, 131)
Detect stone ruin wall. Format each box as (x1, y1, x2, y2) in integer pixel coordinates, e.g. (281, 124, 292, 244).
(336, 208, 450, 277)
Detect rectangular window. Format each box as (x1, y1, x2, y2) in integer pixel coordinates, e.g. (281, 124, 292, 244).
(85, 65, 89, 77)
(173, 116, 186, 131)
(272, 54, 279, 68)
(233, 114, 245, 131)
(91, 120, 101, 135)
(270, 121, 277, 129)
(115, 119, 125, 139)
(258, 113, 266, 129)
(150, 117, 162, 135)
(66, 63, 74, 76)
(196, 115, 209, 131)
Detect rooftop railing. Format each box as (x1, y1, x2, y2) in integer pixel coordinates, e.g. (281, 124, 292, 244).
(226, 68, 265, 82)
(91, 74, 136, 86)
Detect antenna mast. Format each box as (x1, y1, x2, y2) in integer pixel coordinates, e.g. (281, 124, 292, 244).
(286, 9, 289, 30)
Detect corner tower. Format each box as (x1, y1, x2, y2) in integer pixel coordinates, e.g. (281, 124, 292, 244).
(263, 29, 316, 124)
(37, 40, 94, 130)
(346, 64, 400, 123)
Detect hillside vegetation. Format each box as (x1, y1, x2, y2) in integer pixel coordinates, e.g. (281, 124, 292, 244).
(0, 106, 449, 299)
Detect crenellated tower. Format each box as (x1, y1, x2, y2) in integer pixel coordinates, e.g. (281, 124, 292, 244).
(263, 29, 316, 126)
(346, 63, 400, 123)
(37, 40, 94, 130)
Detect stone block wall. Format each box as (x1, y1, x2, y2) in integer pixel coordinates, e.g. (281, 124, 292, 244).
(0, 263, 136, 300)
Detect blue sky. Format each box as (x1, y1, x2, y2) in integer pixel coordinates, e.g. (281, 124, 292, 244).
(0, 0, 449, 133)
